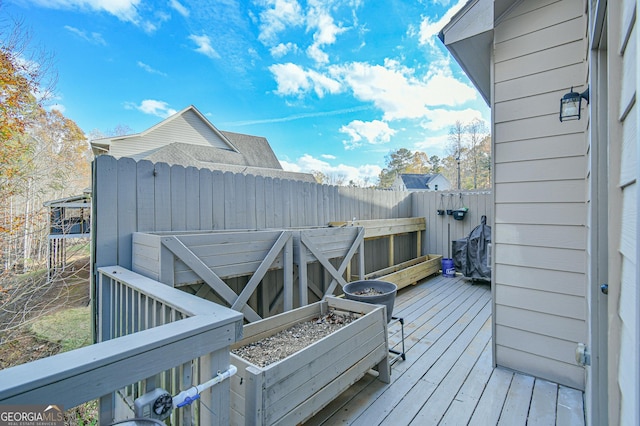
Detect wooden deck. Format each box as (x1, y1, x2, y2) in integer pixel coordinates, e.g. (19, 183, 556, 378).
(307, 274, 585, 425)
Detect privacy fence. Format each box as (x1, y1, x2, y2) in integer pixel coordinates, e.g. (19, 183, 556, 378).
(92, 155, 492, 318)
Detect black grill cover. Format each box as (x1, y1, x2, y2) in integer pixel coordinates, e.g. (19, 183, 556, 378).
(452, 215, 491, 281)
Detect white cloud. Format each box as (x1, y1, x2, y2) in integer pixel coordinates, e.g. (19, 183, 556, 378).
(169, 0, 189, 17)
(189, 34, 220, 59)
(413, 133, 450, 157)
(127, 100, 177, 118)
(340, 120, 395, 150)
(420, 108, 484, 131)
(64, 25, 107, 45)
(417, 0, 466, 46)
(329, 59, 476, 120)
(32, 0, 142, 23)
(321, 154, 336, 160)
(305, 2, 347, 65)
(269, 63, 342, 97)
(269, 63, 311, 95)
(282, 154, 381, 186)
(137, 61, 167, 76)
(270, 42, 299, 57)
(306, 44, 329, 65)
(257, 0, 305, 45)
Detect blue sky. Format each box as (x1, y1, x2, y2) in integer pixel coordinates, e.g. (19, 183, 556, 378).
(7, 0, 489, 185)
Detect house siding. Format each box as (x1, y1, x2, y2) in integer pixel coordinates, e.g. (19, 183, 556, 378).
(492, 0, 588, 390)
(109, 109, 232, 160)
(612, 0, 639, 423)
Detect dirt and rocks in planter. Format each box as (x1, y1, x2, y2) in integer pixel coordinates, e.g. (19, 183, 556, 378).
(350, 287, 385, 296)
(232, 309, 359, 367)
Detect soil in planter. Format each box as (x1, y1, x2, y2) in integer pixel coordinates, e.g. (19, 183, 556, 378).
(232, 310, 358, 367)
(351, 288, 385, 296)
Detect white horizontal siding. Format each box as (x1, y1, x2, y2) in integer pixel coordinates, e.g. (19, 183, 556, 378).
(494, 224, 586, 250)
(494, 181, 586, 203)
(495, 245, 586, 275)
(494, 134, 586, 163)
(620, 25, 637, 120)
(616, 1, 638, 422)
(494, 16, 585, 63)
(492, 0, 587, 390)
(495, 305, 586, 343)
(495, 264, 585, 297)
(495, 62, 586, 103)
(494, 0, 582, 44)
(495, 345, 584, 390)
(495, 156, 586, 182)
(621, 103, 638, 187)
(109, 110, 232, 161)
(146, 110, 230, 150)
(495, 39, 586, 82)
(494, 89, 569, 123)
(619, 252, 638, 424)
(495, 203, 586, 226)
(494, 111, 586, 143)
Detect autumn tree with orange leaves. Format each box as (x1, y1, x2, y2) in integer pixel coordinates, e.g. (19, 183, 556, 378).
(1, 12, 90, 273)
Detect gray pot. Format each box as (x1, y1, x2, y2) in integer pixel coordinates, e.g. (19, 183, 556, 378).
(343, 280, 397, 323)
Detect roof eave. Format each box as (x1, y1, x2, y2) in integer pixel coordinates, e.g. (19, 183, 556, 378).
(439, 0, 495, 106)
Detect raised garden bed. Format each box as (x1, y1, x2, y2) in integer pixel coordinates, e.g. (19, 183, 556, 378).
(230, 296, 390, 426)
(364, 254, 443, 290)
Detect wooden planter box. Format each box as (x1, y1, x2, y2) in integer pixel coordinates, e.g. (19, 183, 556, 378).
(230, 296, 390, 426)
(364, 254, 443, 290)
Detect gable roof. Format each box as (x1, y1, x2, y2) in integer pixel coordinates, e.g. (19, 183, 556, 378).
(88, 105, 304, 177)
(143, 142, 316, 182)
(398, 173, 445, 189)
(91, 105, 238, 152)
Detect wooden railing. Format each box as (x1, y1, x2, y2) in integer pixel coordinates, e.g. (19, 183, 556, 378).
(0, 267, 243, 426)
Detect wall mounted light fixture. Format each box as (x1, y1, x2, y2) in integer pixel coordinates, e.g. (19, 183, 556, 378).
(559, 86, 589, 122)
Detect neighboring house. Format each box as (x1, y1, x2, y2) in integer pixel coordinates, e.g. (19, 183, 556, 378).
(440, 0, 638, 425)
(43, 190, 91, 278)
(390, 173, 451, 191)
(90, 105, 316, 183)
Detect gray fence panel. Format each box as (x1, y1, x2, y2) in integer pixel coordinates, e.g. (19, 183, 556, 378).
(93, 157, 492, 314)
(412, 190, 493, 257)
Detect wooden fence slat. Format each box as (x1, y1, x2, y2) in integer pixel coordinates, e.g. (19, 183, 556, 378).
(245, 174, 257, 229)
(94, 156, 118, 268)
(224, 172, 236, 229)
(185, 166, 200, 230)
(199, 168, 213, 230)
(136, 160, 156, 232)
(212, 170, 225, 229)
(170, 165, 186, 230)
(255, 175, 266, 229)
(117, 158, 137, 270)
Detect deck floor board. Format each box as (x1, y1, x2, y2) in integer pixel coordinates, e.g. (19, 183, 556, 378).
(307, 274, 585, 425)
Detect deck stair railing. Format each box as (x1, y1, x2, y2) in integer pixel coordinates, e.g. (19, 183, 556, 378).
(0, 266, 243, 426)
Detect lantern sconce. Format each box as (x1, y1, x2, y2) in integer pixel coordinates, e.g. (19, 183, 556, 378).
(559, 86, 589, 122)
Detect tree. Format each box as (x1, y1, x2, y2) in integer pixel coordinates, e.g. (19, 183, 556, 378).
(0, 13, 56, 142)
(0, 10, 89, 273)
(410, 151, 431, 174)
(429, 155, 442, 173)
(465, 118, 487, 189)
(377, 148, 434, 188)
(447, 121, 464, 190)
(439, 119, 491, 190)
(311, 170, 327, 184)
